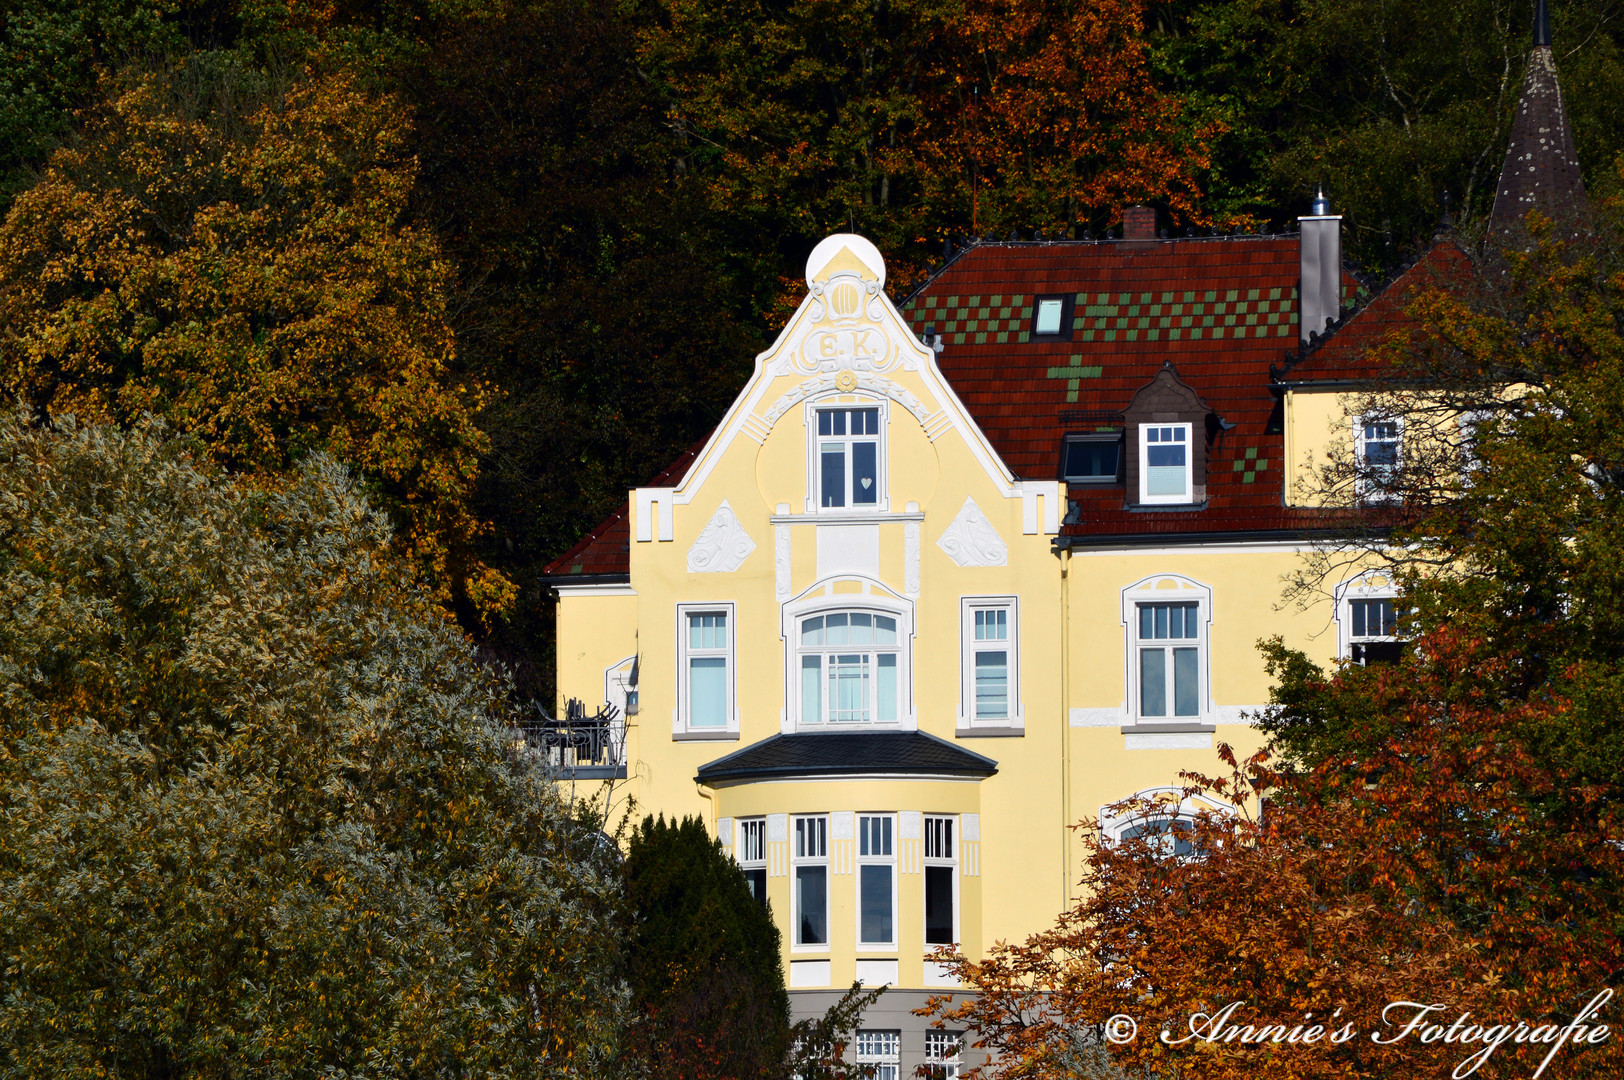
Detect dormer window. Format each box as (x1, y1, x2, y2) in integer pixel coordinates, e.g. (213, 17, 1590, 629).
(1139, 424, 1192, 504)
(815, 406, 882, 509)
(1062, 434, 1121, 483)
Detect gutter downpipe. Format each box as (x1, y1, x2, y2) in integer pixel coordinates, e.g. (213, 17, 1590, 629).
(1060, 543, 1074, 906)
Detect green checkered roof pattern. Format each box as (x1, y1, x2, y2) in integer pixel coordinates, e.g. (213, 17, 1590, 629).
(900, 288, 1357, 346)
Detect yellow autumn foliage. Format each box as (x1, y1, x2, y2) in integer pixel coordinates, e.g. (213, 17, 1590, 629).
(0, 56, 512, 621)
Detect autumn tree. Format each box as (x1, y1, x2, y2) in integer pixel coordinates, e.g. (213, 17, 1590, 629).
(928, 222, 1624, 1079)
(0, 55, 512, 619)
(0, 412, 627, 1077)
(637, 0, 1214, 294)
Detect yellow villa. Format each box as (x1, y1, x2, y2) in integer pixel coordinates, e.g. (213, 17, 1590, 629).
(538, 22, 1588, 1072)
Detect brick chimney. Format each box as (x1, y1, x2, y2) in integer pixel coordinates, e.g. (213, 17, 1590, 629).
(1122, 205, 1157, 240)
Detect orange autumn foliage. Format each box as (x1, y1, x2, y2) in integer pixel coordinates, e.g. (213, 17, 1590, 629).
(0, 60, 512, 620)
(928, 629, 1623, 1080)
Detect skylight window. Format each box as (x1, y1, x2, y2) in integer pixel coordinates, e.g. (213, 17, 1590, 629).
(1035, 299, 1064, 334)
(1028, 294, 1073, 340)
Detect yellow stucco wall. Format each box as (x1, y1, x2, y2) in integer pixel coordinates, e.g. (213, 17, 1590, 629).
(550, 235, 1360, 1008)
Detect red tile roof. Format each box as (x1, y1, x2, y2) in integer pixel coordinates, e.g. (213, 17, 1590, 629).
(1280, 239, 1474, 385)
(900, 237, 1359, 540)
(547, 233, 1453, 576)
(541, 436, 708, 579)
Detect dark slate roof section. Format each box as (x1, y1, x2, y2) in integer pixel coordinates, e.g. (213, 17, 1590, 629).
(695, 731, 998, 784)
(900, 236, 1361, 539)
(1488, 44, 1589, 240)
(542, 432, 712, 580)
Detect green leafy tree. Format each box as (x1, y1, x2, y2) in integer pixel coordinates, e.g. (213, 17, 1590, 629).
(0, 55, 512, 620)
(623, 814, 790, 1079)
(0, 412, 627, 1078)
(1146, 0, 1624, 268)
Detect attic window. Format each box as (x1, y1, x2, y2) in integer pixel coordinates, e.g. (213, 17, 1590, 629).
(1029, 294, 1074, 340)
(1036, 299, 1064, 334)
(1062, 435, 1121, 483)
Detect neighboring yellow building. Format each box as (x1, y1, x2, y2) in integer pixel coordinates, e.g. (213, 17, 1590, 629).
(539, 19, 1588, 1077)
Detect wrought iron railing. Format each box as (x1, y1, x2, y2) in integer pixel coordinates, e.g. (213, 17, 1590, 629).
(512, 697, 624, 773)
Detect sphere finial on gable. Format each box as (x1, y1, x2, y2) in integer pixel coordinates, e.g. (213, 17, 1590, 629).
(806, 233, 886, 290)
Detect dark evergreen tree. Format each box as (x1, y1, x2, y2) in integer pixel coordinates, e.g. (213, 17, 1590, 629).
(623, 814, 791, 1080)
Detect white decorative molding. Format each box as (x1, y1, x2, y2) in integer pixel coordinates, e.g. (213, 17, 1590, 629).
(817, 524, 880, 579)
(904, 521, 921, 597)
(775, 524, 792, 600)
(936, 497, 1008, 567)
(923, 961, 961, 988)
(831, 811, 855, 840)
(1214, 704, 1268, 725)
(686, 499, 756, 572)
(961, 813, 980, 841)
(768, 814, 788, 842)
(899, 810, 922, 839)
(856, 959, 898, 987)
(758, 372, 931, 428)
(1125, 731, 1214, 751)
(1070, 707, 1124, 727)
(717, 818, 734, 848)
(635, 487, 675, 542)
(790, 960, 831, 988)
(1020, 483, 1062, 535)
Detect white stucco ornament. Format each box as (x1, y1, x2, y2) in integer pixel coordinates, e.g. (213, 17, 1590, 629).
(805, 233, 886, 290)
(936, 496, 1008, 567)
(687, 499, 756, 573)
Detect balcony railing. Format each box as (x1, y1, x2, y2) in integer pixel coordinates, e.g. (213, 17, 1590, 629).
(512, 698, 626, 778)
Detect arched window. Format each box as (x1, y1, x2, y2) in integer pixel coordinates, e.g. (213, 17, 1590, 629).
(781, 578, 914, 730)
(1100, 788, 1235, 860)
(798, 611, 900, 723)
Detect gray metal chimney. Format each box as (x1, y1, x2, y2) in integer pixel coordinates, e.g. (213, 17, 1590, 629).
(1298, 189, 1342, 343)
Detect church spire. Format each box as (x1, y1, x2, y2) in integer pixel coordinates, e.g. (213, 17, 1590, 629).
(1486, 0, 1589, 240)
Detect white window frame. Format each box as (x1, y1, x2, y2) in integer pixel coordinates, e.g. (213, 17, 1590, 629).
(805, 395, 890, 514)
(1137, 422, 1194, 505)
(856, 813, 896, 950)
(674, 602, 738, 736)
(792, 815, 830, 951)
(1120, 576, 1212, 725)
(925, 1031, 964, 1079)
(781, 579, 915, 731)
(959, 597, 1021, 728)
(922, 814, 959, 948)
(1354, 413, 1403, 504)
(855, 1030, 901, 1080)
(737, 816, 768, 906)
(1100, 787, 1236, 861)
(1334, 572, 1402, 662)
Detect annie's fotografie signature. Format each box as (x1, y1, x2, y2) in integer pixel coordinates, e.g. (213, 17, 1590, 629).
(1099, 988, 1613, 1078)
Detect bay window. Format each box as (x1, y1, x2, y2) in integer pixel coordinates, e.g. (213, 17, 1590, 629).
(923, 815, 957, 946)
(857, 814, 895, 947)
(793, 815, 829, 947)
